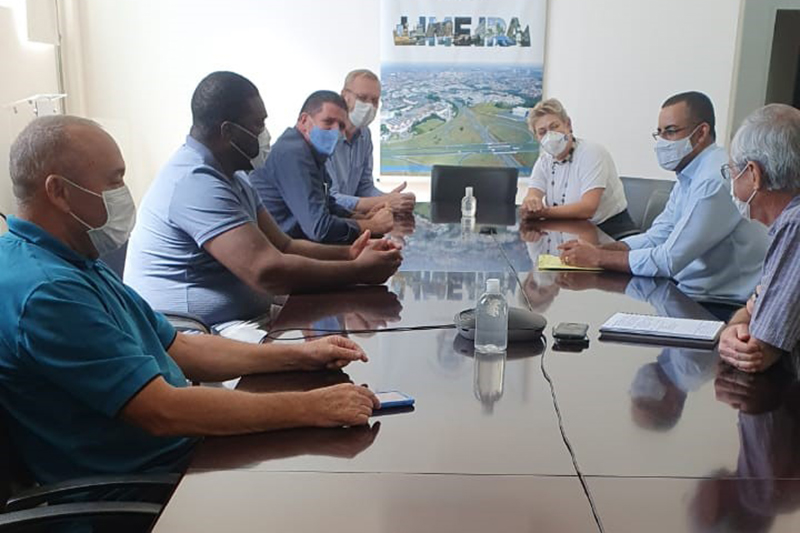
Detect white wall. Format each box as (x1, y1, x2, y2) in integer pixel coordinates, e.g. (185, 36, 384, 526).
(63, 0, 382, 204)
(0, 1, 60, 216)
(545, 0, 742, 180)
(57, 0, 749, 203)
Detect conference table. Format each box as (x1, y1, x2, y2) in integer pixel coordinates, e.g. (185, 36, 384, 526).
(154, 204, 800, 532)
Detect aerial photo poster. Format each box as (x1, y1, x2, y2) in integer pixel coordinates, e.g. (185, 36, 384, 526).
(380, 0, 546, 178)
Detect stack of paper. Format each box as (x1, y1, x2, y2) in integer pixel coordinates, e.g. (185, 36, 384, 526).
(599, 312, 725, 349)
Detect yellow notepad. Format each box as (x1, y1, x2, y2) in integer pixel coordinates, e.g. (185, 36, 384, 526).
(537, 254, 603, 272)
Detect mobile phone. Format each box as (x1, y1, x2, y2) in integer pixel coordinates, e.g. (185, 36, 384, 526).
(375, 390, 415, 410)
(553, 338, 590, 352)
(552, 322, 589, 341)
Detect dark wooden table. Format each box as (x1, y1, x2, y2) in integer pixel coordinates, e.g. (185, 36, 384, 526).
(154, 206, 800, 532)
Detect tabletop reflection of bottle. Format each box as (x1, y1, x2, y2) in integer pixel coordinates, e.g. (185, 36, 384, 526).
(473, 350, 507, 414)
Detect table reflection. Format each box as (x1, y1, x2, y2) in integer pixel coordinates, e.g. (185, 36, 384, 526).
(452, 334, 544, 414)
(515, 219, 611, 311)
(265, 286, 403, 338)
(497, 219, 613, 273)
(473, 351, 507, 415)
(192, 369, 382, 470)
(689, 365, 800, 532)
(398, 203, 527, 272)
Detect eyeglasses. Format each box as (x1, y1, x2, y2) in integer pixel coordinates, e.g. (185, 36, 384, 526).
(344, 88, 380, 107)
(721, 163, 751, 181)
(720, 163, 735, 180)
(651, 124, 699, 141)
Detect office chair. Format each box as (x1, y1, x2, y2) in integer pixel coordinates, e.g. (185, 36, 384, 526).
(620, 177, 675, 232)
(0, 409, 178, 532)
(430, 165, 518, 204)
(641, 189, 672, 231)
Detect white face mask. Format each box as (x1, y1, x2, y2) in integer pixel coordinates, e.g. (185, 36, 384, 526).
(541, 130, 570, 157)
(654, 125, 700, 171)
(230, 123, 271, 170)
(250, 128, 272, 169)
(349, 99, 377, 129)
(730, 166, 758, 220)
(62, 177, 136, 256)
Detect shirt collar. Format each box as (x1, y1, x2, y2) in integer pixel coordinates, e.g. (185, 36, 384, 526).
(6, 216, 95, 268)
(344, 128, 363, 146)
(292, 126, 329, 166)
(185, 135, 226, 174)
(676, 143, 717, 182)
(769, 194, 800, 235)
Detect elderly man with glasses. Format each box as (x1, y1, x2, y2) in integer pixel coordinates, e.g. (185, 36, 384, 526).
(718, 104, 800, 373)
(559, 92, 768, 318)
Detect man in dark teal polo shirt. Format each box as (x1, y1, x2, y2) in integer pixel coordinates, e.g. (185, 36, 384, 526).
(0, 115, 380, 484)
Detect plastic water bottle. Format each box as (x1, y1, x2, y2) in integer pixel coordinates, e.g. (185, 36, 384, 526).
(461, 186, 477, 217)
(475, 279, 508, 353)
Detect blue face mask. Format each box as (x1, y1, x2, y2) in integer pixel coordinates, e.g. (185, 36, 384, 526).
(309, 124, 340, 156)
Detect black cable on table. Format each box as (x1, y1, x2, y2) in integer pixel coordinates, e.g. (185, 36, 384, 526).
(493, 235, 605, 533)
(261, 324, 456, 342)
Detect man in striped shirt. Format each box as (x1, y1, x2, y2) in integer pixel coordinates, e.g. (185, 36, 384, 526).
(718, 104, 800, 373)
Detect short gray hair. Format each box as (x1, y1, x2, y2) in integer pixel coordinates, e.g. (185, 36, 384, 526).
(343, 69, 380, 90)
(730, 104, 800, 192)
(8, 115, 100, 205)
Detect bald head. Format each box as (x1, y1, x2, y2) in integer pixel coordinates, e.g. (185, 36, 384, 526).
(8, 115, 128, 258)
(9, 115, 121, 206)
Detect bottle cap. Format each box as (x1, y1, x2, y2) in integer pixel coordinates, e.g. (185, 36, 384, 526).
(465, 186, 473, 197)
(486, 279, 500, 293)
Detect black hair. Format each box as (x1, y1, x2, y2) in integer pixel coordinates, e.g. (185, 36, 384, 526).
(191, 71, 259, 139)
(662, 91, 716, 140)
(299, 90, 348, 118)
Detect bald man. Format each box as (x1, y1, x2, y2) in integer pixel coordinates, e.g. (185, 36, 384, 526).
(326, 69, 415, 215)
(0, 116, 379, 485)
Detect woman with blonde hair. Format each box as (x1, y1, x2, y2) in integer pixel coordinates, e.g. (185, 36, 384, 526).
(520, 98, 636, 238)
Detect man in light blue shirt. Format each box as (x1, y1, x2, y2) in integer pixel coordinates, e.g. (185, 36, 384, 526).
(125, 73, 401, 327)
(625, 277, 718, 430)
(326, 69, 415, 214)
(559, 92, 768, 307)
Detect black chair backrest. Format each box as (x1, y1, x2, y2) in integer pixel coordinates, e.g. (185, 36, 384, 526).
(431, 165, 518, 204)
(620, 177, 675, 231)
(100, 241, 128, 279)
(0, 408, 33, 512)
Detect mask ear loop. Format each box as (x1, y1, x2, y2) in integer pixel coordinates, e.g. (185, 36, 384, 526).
(58, 176, 109, 229)
(745, 163, 760, 203)
(688, 123, 706, 146)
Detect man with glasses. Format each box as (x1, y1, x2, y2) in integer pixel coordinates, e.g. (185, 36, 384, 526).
(326, 69, 415, 215)
(559, 92, 767, 317)
(125, 72, 402, 329)
(718, 104, 800, 373)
